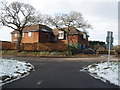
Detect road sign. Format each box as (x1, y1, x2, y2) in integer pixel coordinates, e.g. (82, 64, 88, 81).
(106, 31, 114, 64)
(106, 31, 113, 50)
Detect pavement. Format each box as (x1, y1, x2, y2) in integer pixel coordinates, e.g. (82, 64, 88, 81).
(1, 55, 119, 88)
(2, 54, 119, 62)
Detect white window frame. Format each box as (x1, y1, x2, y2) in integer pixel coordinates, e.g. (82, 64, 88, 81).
(14, 33, 17, 38)
(83, 34, 86, 39)
(58, 31, 64, 39)
(22, 33, 25, 37)
(28, 32, 32, 37)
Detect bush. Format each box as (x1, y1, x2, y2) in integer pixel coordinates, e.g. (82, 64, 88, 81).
(50, 52, 60, 56)
(98, 50, 115, 55)
(22, 43, 38, 51)
(69, 43, 78, 50)
(2, 50, 17, 55)
(39, 52, 50, 56)
(83, 48, 95, 54)
(49, 51, 71, 56)
(2, 41, 11, 50)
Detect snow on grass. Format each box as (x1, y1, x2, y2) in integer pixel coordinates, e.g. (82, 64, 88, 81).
(0, 59, 34, 86)
(81, 61, 120, 86)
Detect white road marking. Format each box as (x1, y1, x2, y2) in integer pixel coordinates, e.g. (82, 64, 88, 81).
(37, 80, 43, 85)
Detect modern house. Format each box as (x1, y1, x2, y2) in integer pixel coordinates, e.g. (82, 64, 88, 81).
(52, 28, 89, 50)
(11, 24, 89, 50)
(11, 24, 55, 43)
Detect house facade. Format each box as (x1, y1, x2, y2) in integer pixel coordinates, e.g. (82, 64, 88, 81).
(11, 24, 55, 43)
(52, 28, 89, 50)
(11, 24, 89, 50)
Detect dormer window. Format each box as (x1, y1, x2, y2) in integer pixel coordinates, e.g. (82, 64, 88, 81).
(83, 34, 86, 39)
(28, 32, 32, 37)
(58, 31, 64, 39)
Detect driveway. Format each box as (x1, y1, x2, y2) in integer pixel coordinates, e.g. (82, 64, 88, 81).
(2, 56, 119, 88)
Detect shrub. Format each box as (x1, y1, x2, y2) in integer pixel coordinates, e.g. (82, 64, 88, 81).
(69, 43, 78, 50)
(39, 52, 50, 56)
(2, 50, 17, 55)
(50, 52, 60, 56)
(98, 50, 115, 55)
(2, 41, 11, 50)
(22, 43, 38, 51)
(37, 43, 68, 52)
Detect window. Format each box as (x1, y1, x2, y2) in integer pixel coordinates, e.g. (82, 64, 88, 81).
(41, 29, 48, 32)
(58, 31, 64, 39)
(54, 36, 57, 42)
(83, 45, 86, 49)
(28, 32, 32, 37)
(14, 33, 17, 37)
(22, 33, 25, 37)
(83, 34, 86, 39)
(80, 44, 83, 50)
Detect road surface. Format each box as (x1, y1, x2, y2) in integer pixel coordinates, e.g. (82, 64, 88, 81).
(2, 56, 119, 88)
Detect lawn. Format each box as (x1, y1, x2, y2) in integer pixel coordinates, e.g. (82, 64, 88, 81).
(2, 50, 98, 57)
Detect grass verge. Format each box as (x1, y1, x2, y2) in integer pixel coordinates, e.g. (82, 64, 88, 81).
(2, 50, 98, 58)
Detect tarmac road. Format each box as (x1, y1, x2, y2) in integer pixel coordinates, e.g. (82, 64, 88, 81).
(2, 56, 119, 88)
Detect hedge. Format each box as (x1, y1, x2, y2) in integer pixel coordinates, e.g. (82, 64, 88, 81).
(22, 43, 68, 51)
(1, 41, 16, 50)
(2, 42, 68, 52)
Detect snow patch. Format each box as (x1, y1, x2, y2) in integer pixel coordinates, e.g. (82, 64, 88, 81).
(0, 59, 34, 86)
(81, 61, 119, 86)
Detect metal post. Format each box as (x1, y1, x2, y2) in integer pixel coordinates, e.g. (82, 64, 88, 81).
(108, 32, 111, 65)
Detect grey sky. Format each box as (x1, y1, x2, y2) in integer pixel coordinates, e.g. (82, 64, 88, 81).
(0, 0, 119, 45)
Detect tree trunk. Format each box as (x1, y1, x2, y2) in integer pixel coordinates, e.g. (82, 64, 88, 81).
(66, 31, 71, 55)
(17, 31, 22, 52)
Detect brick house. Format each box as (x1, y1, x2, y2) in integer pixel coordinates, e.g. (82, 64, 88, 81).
(11, 24, 89, 50)
(52, 28, 89, 50)
(11, 24, 55, 43)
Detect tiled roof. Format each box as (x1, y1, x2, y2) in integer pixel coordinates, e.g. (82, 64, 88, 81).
(11, 24, 53, 34)
(52, 28, 87, 35)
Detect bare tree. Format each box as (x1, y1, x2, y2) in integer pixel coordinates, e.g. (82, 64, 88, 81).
(0, 2, 36, 51)
(46, 11, 91, 52)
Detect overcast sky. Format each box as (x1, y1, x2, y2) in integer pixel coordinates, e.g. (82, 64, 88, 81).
(0, 0, 119, 45)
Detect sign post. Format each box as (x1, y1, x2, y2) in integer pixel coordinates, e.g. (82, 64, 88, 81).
(106, 31, 113, 65)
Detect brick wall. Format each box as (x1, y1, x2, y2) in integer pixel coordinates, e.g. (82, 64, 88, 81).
(22, 32, 39, 43)
(12, 32, 39, 43)
(12, 31, 55, 43)
(57, 35, 88, 45)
